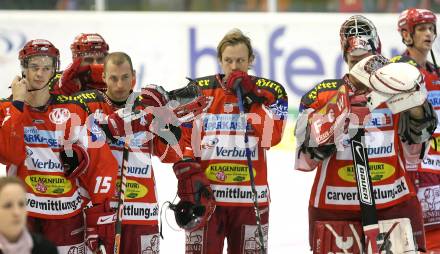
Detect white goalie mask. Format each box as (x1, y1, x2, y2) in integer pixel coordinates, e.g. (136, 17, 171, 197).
(340, 15, 381, 59)
(350, 55, 427, 113)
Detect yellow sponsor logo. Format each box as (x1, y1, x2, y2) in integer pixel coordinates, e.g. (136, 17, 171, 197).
(389, 55, 417, 66)
(338, 162, 395, 183)
(25, 175, 72, 195)
(206, 163, 256, 183)
(256, 78, 285, 98)
(116, 179, 148, 199)
(430, 137, 440, 152)
(197, 79, 210, 87)
(56, 92, 97, 104)
(307, 81, 338, 100)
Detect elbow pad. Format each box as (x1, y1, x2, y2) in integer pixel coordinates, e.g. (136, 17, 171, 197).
(398, 100, 438, 144)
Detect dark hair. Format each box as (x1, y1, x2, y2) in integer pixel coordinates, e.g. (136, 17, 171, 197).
(217, 28, 254, 61)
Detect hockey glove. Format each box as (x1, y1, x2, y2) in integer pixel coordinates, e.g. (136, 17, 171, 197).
(140, 84, 169, 107)
(85, 200, 116, 254)
(77, 63, 106, 91)
(58, 58, 83, 95)
(398, 100, 438, 144)
(172, 159, 216, 231)
(60, 143, 89, 179)
(225, 70, 275, 107)
(105, 108, 151, 139)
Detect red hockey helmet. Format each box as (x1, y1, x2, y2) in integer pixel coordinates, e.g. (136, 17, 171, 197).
(398, 8, 437, 35)
(18, 39, 60, 70)
(70, 33, 109, 59)
(340, 15, 381, 60)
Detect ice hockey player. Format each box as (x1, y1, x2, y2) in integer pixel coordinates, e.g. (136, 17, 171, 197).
(392, 8, 440, 252)
(294, 15, 437, 253)
(52, 33, 109, 95)
(173, 28, 288, 254)
(72, 51, 210, 253)
(5, 39, 118, 254)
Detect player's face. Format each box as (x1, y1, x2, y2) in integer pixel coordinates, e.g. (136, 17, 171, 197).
(79, 53, 106, 66)
(24, 56, 55, 90)
(103, 61, 135, 102)
(412, 23, 436, 52)
(0, 184, 27, 241)
(219, 43, 253, 79)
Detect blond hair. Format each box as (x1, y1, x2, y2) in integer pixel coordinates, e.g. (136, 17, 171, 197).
(0, 176, 25, 193)
(217, 28, 254, 61)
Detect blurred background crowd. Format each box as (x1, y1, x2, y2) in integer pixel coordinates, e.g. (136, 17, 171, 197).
(2, 0, 440, 12)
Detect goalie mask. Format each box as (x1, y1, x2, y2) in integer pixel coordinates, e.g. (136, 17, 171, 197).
(340, 15, 381, 60)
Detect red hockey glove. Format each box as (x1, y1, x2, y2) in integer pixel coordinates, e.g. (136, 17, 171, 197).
(225, 70, 276, 106)
(105, 108, 151, 138)
(58, 58, 83, 95)
(60, 143, 89, 179)
(172, 159, 216, 231)
(77, 64, 106, 91)
(85, 200, 116, 254)
(140, 84, 169, 107)
(225, 70, 254, 94)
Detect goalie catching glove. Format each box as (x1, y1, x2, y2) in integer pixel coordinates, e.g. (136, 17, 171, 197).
(170, 159, 216, 232)
(350, 54, 427, 114)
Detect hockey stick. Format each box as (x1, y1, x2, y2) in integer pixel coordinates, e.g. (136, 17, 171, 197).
(235, 83, 266, 254)
(113, 100, 136, 254)
(350, 128, 380, 253)
(113, 136, 129, 254)
(430, 49, 440, 77)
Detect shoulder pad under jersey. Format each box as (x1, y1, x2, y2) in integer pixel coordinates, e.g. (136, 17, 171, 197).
(389, 55, 419, 67)
(253, 77, 287, 100)
(300, 79, 344, 109)
(194, 75, 220, 90)
(48, 71, 62, 92)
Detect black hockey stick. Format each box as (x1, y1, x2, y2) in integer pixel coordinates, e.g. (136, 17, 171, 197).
(430, 49, 440, 77)
(350, 127, 380, 253)
(235, 82, 266, 254)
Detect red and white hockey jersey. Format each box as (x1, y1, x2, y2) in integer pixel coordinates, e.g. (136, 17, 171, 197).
(183, 74, 288, 207)
(0, 94, 118, 219)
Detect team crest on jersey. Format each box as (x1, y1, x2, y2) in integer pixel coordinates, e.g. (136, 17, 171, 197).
(49, 108, 71, 124)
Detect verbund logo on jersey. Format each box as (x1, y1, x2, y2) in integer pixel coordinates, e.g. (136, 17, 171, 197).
(31, 158, 62, 170)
